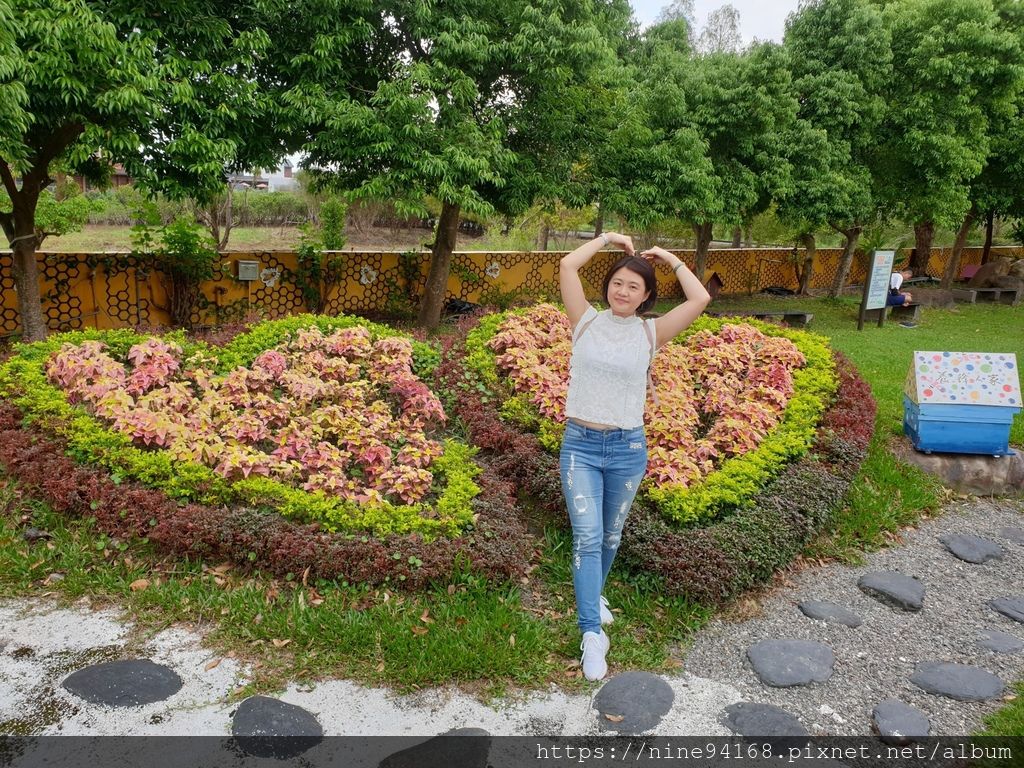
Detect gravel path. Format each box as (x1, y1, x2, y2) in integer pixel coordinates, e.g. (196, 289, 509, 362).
(684, 497, 1024, 736)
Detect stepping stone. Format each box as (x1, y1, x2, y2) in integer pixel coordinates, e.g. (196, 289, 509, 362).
(721, 702, 809, 737)
(746, 640, 834, 687)
(797, 600, 863, 628)
(990, 597, 1024, 624)
(909, 662, 1004, 702)
(22, 527, 51, 542)
(977, 629, 1024, 654)
(62, 659, 182, 707)
(998, 527, 1024, 544)
(939, 534, 1004, 563)
(858, 571, 924, 612)
(594, 671, 674, 733)
(379, 731, 490, 768)
(872, 699, 930, 746)
(232, 696, 323, 759)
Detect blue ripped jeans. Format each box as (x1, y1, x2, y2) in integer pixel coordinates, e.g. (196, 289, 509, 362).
(559, 421, 648, 636)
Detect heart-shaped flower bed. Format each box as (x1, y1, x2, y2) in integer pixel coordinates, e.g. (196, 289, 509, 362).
(3, 316, 480, 539)
(466, 305, 837, 524)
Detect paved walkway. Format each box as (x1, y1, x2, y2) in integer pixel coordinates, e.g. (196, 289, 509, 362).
(1, 499, 1021, 744)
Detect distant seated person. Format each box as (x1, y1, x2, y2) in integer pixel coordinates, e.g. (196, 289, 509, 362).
(887, 268, 914, 306)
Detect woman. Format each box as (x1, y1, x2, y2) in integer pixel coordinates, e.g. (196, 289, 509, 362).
(558, 231, 711, 681)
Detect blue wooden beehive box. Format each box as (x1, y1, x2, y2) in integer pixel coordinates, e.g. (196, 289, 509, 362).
(903, 351, 1020, 456)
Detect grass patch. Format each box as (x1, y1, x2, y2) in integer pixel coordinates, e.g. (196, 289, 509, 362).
(0, 477, 709, 695)
(977, 681, 1024, 737)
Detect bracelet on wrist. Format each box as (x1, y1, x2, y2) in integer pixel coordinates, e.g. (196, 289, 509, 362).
(600, 232, 610, 247)
(673, 262, 685, 274)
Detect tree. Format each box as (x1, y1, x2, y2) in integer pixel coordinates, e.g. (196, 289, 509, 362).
(655, 0, 696, 28)
(658, 43, 796, 277)
(304, 0, 619, 329)
(875, 0, 1020, 275)
(943, 0, 1024, 280)
(782, 0, 891, 296)
(697, 4, 742, 54)
(0, 0, 374, 340)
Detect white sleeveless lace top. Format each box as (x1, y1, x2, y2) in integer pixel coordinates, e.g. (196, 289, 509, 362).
(564, 306, 654, 429)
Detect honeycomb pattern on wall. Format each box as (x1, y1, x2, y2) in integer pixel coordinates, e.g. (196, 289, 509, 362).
(512, 252, 560, 297)
(325, 253, 394, 314)
(103, 262, 141, 325)
(41, 255, 86, 332)
(1, 251, 19, 334)
(4, 246, 1020, 337)
(251, 252, 304, 318)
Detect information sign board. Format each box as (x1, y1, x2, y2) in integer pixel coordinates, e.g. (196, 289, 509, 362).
(858, 250, 896, 330)
(865, 250, 895, 310)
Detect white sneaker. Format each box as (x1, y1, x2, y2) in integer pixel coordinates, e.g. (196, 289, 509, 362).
(599, 595, 614, 625)
(580, 630, 610, 681)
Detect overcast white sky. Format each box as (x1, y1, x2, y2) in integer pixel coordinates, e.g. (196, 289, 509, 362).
(630, 0, 801, 43)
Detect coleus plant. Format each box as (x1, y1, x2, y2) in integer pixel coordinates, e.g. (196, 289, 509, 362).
(42, 325, 450, 510)
(487, 304, 805, 489)
(14, 317, 479, 540)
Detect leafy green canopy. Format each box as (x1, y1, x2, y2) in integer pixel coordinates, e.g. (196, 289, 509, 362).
(302, 0, 618, 220)
(874, 0, 1021, 228)
(778, 0, 891, 234)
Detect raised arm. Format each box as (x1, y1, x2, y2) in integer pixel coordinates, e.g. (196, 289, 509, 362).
(640, 246, 711, 348)
(559, 232, 634, 328)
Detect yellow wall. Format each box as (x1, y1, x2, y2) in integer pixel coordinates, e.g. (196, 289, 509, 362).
(2, 245, 1022, 335)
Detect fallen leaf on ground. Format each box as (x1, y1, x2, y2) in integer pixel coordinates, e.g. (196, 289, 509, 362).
(508, 634, 516, 647)
(419, 609, 434, 624)
(604, 714, 625, 723)
(204, 658, 222, 671)
(271, 638, 292, 648)
(410, 625, 429, 636)
(129, 579, 150, 592)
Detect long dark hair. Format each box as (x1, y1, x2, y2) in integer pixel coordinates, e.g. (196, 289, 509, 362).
(602, 256, 657, 314)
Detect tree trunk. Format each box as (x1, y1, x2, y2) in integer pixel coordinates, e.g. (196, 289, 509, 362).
(418, 199, 460, 330)
(219, 186, 233, 250)
(538, 222, 550, 251)
(982, 208, 994, 264)
(829, 225, 862, 298)
(731, 226, 741, 248)
(593, 204, 604, 238)
(10, 238, 48, 342)
(910, 221, 934, 275)
(941, 206, 976, 289)
(2, 185, 48, 342)
(744, 223, 753, 247)
(692, 221, 713, 279)
(798, 233, 816, 295)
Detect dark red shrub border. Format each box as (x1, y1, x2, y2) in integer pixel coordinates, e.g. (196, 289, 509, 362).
(0, 398, 531, 589)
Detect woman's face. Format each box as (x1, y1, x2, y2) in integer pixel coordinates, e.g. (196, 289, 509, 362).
(606, 267, 651, 316)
